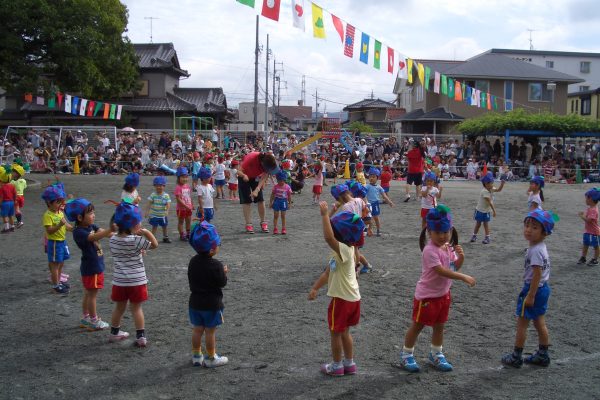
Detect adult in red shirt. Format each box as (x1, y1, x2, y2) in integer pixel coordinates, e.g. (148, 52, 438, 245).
(404, 140, 426, 202)
(237, 152, 279, 234)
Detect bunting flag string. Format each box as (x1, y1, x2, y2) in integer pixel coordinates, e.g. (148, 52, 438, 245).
(23, 91, 123, 120)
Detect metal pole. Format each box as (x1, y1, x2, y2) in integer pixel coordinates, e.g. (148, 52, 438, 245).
(277, 77, 281, 130)
(253, 15, 259, 132)
(272, 57, 277, 134)
(264, 34, 270, 138)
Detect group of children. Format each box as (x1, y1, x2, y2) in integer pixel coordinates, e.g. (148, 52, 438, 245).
(0, 163, 27, 233)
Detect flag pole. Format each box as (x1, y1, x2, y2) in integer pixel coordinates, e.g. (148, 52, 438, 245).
(253, 15, 259, 132)
(264, 34, 270, 138)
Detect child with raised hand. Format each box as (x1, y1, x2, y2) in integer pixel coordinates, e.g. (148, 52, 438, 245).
(109, 201, 158, 347)
(502, 209, 557, 368)
(174, 166, 193, 240)
(121, 173, 141, 205)
(420, 172, 442, 230)
(10, 163, 27, 228)
(270, 170, 292, 234)
(65, 198, 114, 330)
(399, 205, 476, 373)
(0, 166, 17, 233)
(528, 176, 545, 211)
(470, 172, 505, 244)
(146, 176, 171, 243)
(41, 182, 73, 294)
(308, 203, 365, 376)
(577, 188, 600, 265)
(188, 221, 229, 368)
(196, 167, 217, 223)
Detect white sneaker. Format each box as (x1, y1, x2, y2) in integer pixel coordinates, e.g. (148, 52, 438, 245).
(192, 353, 204, 367)
(203, 354, 229, 368)
(109, 330, 130, 342)
(89, 318, 109, 331)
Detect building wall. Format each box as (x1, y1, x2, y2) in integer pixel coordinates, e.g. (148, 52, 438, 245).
(131, 114, 174, 130)
(568, 93, 600, 120)
(238, 102, 266, 123)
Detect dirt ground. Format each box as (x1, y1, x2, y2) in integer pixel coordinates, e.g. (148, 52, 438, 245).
(1, 174, 599, 400)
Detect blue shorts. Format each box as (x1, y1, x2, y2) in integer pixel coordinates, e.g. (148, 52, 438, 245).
(1, 201, 15, 217)
(474, 210, 491, 222)
(583, 233, 599, 248)
(149, 216, 168, 227)
(47, 240, 70, 263)
(272, 198, 288, 212)
(214, 179, 226, 187)
(515, 282, 550, 320)
(382, 187, 390, 193)
(189, 308, 223, 328)
(203, 208, 214, 222)
(371, 200, 381, 216)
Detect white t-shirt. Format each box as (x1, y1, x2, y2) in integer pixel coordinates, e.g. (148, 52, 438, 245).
(121, 189, 139, 203)
(528, 192, 543, 210)
(421, 186, 439, 209)
(197, 184, 215, 209)
(476, 188, 493, 213)
(214, 163, 226, 180)
(524, 242, 550, 286)
(228, 168, 238, 184)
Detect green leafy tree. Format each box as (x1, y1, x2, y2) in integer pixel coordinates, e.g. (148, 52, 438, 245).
(0, 0, 139, 98)
(346, 121, 375, 133)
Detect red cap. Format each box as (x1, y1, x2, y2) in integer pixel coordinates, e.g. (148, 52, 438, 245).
(356, 162, 363, 169)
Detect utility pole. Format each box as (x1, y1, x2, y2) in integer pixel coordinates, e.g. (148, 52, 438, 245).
(253, 15, 259, 131)
(277, 77, 282, 129)
(272, 57, 277, 133)
(144, 17, 159, 43)
(301, 75, 306, 106)
(315, 89, 319, 119)
(264, 34, 270, 138)
(527, 29, 537, 51)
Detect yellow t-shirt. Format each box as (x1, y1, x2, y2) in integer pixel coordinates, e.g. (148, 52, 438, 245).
(43, 210, 66, 241)
(327, 242, 360, 302)
(355, 171, 366, 185)
(10, 178, 27, 196)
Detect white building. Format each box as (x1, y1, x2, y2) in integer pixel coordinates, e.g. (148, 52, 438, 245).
(484, 49, 600, 93)
(238, 102, 267, 123)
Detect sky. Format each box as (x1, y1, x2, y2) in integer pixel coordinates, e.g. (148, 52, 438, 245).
(121, 0, 600, 112)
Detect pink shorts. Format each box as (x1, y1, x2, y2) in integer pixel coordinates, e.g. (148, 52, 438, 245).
(177, 209, 192, 219)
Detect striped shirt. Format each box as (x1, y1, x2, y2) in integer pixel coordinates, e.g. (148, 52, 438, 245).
(109, 235, 151, 287)
(147, 192, 171, 218)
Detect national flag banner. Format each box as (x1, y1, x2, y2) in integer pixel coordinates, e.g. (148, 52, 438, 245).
(433, 71, 440, 93)
(71, 96, 80, 115)
(447, 78, 455, 98)
(109, 104, 117, 119)
(94, 101, 103, 117)
(471, 88, 478, 106)
(407, 58, 413, 83)
(373, 40, 382, 69)
(493, 95, 499, 110)
(116, 105, 123, 120)
(24, 93, 33, 102)
(103, 103, 110, 119)
(359, 32, 370, 64)
(454, 80, 463, 101)
(292, 0, 305, 31)
(57, 92, 64, 108)
(481, 92, 487, 109)
(461, 83, 467, 102)
(237, 0, 255, 7)
(424, 66, 431, 91)
(312, 3, 326, 39)
(36, 96, 44, 105)
(475, 89, 481, 107)
(487, 93, 492, 110)
(417, 62, 424, 86)
(343, 23, 355, 58)
(79, 99, 88, 116)
(397, 56, 407, 79)
(441, 75, 448, 95)
(387, 47, 394, 74)
(261, 0, 281, 21)
(64, 94, 72, 112)
(48, 95, 56, 109)
(86, 101, 95, 116)
(465, 86, 472, 105)
(331, 14, 344, 42)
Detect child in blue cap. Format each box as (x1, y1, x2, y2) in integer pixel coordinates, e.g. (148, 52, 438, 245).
(502, 209, 557, 368)
(470, 172, 505, 244)
(577, 188, 600, 265)
(188, 221, 229, 368)
(121, 173, 141, 205)
(366, 167, 394, 237)
(108, 201, 158, 347)
(308, 202, 365, 377)
(65, 198, 114, 330)
(145, 176, 171, 243)
(196, 167, 217, 223)
(528, 176, 544, 211)
(269, 170, 292, 234)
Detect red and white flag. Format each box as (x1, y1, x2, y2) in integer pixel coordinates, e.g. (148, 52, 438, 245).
(387, 47, 394, 74)
(292, 0, 305, 31)
(331, 14, 344, 42)
(343, 24, 355, 58)
(261, 0, 281, 21)
(396, 55, 408, 79)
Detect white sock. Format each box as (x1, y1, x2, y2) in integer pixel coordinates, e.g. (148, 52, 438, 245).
(431, 345, 443, 354)
(402, 346, 414, 355)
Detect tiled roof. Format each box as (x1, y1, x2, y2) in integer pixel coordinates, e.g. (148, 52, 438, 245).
(173, 88, 227, 112)
(568, 87, 600, 97)
(273, 105, 313, 122)
(418, 107, 464, 121)
(414, 60, 464, 74)
(343, 98, 396, 110)
(133, 43, 190, 77)
(394, 108, 425, 121)
(487, 48, 600, 58)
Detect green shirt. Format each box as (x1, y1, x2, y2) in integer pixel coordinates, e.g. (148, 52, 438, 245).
(10, 178, 27, 196)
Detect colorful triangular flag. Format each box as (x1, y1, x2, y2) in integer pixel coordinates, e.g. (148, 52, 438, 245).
(292, 0, 305, 31)
(94, 101, 103, 117)
(116, 105, 123, 120)
(417, 63, 424, 86)
(64, 94, 72, 112)
(36, 96, 44, 105)
(373, 40, 382, 70)
(312, 3, 326, 39)
(103, 103, 110, 119)
(424, 66, 431, 91)
(71, 96, 80, 114)
(236, 0, 255, 7)
(454, 80, 462, 101)
(470, 87, 478, 106)
(79, 99, 88, 116)
(331, 14, 344, 42)
(447, 78, 455, 98)
(109, 104, 116, 119)
(441, 75, 448, 95)
(261, 0, 281, 21)
(24, 93, 33, 103)
(343, 24, 355, 58)
(57, 92, 64, 108)
(407, 58, 413, 84)
(359, 32, 370, 64)
(86, 100, 95, 117)
(48, 95, 56, 109)
(397, 57, 407, 79)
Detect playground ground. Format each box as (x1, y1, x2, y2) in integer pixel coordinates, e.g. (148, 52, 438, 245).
(1, 174, 599, 400)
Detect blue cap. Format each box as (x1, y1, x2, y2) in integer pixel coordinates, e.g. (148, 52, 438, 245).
(331, 184, 349, 200)
(41, 182, 66, 202)
(64, 198, 92, 222)
(481, 172, 494, 184)
(349, 182, 367, 198)
(426, 204, 453, 232)
(198, 167, 212, 180)
(189, 221, 221, 253)
(125, 173, 139, 187)
(153, 176, 167, 186)
(266, 165, 281, 176)
(531, 175, 545, 188)
(585, 188, 600, 202)
(368, 167, 381, 177)
(114, 201, 142, 230)
(176, 166, 189, 177)
(330, 211, 365, 246)
(424, 171, 437, 182)
(525, 209, 557, 235)
(276, 170, 288, 181)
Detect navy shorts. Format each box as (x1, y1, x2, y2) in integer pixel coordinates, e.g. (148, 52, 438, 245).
(474, 210, 491, 222)
(189, 308, 223, 328)
(47, 239, 70, 263)
(407, 173, 422, 186)
(1, 201, 15, 217)
(149, 216, 168, 227)
(515, 282, 550, 320)
(371, 200, 381, 216)
(272, 198, 288, 212)
(583, 233, 599, 247)
(214, 179, 226, 187)
(382, 187, 390, 193)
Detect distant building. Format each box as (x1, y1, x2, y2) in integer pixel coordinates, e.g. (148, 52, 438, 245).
(568, 87, 600, 120)
(342, 98, 398, 132)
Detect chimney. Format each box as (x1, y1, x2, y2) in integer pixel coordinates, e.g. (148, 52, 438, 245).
(297, 100, 303, 106)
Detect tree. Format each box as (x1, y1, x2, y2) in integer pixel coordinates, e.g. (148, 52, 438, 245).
(0, 0, 139, 99)
(346, 121, 375, 133)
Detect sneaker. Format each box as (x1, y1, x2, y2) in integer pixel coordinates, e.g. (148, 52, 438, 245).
(428, 352, 453, 372)
(9, 227, 14, 232)
(524, 350, 550, 367)
(343, 362, 357, 375)
(470, 235, 477, 243)
(273, 227, 279, 235)
(16, 221, 24, 228)
(376, 229, 381, 237)
(163, 237, 171, 243)
(192, 353, 204, 367)
(587, 258, 599, 266)
(80, 316, 92, 329)
(501, 352, 523, 368)
(261, 221, 269, 233)
(281, 228, 287, 235)
(179, 233, 187, 241)
(482, 236, 491, 244)
(52, 284, 69, 295)
(403, 195, 410, 203)
(109, 330, 130, 342)
(360, 265, 372, 274)
(245, 224, 254, 234)
(61, 272, 70, 280)
(577, 256, 587, 264)
(203, 354, 229, 368)
(88, 318, 109, 331)
(399, 352, 420, 372)
(135, 336, 148, 347)
(320, 363, 344, 376)
(0, 228, 9, 234)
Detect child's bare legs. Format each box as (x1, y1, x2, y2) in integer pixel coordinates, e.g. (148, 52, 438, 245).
(204, 327, 217, 357)
(431, 323, 445, 347)
(473, 221, 482, 235)
(177, 217, 184, 236)
(111, 301, 128, 328)
(273, 210, 280, 230)
(82, 288, 99, 317)
(162, 226, 169, 239)
(421, 217, 427, 230)
(151, 225, 158, 236)
(185, 217, 191, 235)
(130, 302, 145, 331)
(404, 322, 425, 349)
(483, 221, 490, 236)
(49, 262, 60, 286)
(594, 246, 600, 260)
(281, 211, 286, 230)
(192, 326, 204, 355)
(330, 329, 352, 363)
(533, 316, 549, 346)
(373, 216, 381, 233)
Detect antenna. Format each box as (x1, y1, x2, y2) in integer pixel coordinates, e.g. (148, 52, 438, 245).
(527, 29, 537, 51)
(144, 17, 159, 43)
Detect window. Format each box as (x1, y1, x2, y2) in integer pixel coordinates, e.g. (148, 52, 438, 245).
(416, 84, 424, 103)
(465, 80, 490, 93)
(528, 82, 554, 102)
(243, 107, 248, 114)
(579, 86, 590, 92)
(545, 61, 554, 69)
(582, 97, 591, 115)
(580, 61, 591, 73)
(504, 81, 514, 111)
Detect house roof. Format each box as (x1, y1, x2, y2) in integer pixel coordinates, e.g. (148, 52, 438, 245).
(394, 108, 424, 121)
(418, 107, 464, 121)
(414, 60, 464, 74)
(343, 98, 396, 111)
(173, 88, 228, 112)
(486, 48, 600, 59)
(133, 43, 190, 77)
(272, 105, 313, 122)
(568, 87, 600, 97)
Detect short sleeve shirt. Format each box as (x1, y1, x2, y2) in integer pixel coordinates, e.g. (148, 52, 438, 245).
(43, 210, 66, 241)
(174, 184, 193, 211)
(327, 242, 360, 301)
(366, 184, 384, 203)
(73, 224, 105, 275)
(415, 242, 457, 300)
(420, 186, 439, 209)
(528, 192, 543, 210)
(228, 168, 238, 184)
(10, 179, 27, 196)
(147, 192, 171, 218)
(197, 184, 215, 208)
(585, 206, 600, 235)
(476, 189, 493, 213)
(272, 183, 292, 199)
(523, 242, 550, 287)
(214, 164, 226, 180)
(240, 152, 265, 179)
(121, 189, 139, 204)
(109, 235, 151, 287)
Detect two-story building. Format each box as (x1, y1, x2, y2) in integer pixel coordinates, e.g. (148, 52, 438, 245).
(568, 87, 600, 120)
(342, 98, 400, 133)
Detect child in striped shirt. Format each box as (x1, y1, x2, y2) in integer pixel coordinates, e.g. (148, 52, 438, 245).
(146, 176, 171, 243)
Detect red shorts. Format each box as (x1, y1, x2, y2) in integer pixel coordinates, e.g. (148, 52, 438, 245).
(16, 195, 24, 208)
(412, 292, 451, 326)
(312, 185, 322, 195)
(328, 297, 360, 333)
(81, 273, 104, 290)
(177, 208, 192, 219)
(421, 208, 431, 219)
(111, 284, 148, 303)
(228, 183, 238, 191)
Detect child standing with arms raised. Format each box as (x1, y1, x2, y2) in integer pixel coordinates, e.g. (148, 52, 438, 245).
(269, 170, 292, 235)
(502, 209, 557, 368)
(175, 167, 193, 240)
(146, 176, 171, 243)
(470, 172, 505, 244)
(188, 221, 229, 367)
(577, 188, 600, 265)
(399, 206, 475, 372)
(308, 204, 365, 376)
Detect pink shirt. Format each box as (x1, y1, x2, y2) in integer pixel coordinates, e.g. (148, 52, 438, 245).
(313, 170, 323, 186)
(272, 183, 291, 199)
(414, 241, 457, 300)
(341, 198, 365, 216)
(174, 184, 193, 211)
(585, 206, 600, 235)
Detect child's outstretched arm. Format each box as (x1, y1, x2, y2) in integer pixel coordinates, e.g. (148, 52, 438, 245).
(308, 268, 330, 300)
(437, 185, 443, 199)
(269, 191, 275, 208)
(494, 180, 506, 192)
(433, 264, 475, 287)
(382, 192, 394, 207)
(486, 198, 497, 218)
(319, 201, 340, 257)
(87, 227, 115, 242)
(139, 227, 159, 249)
